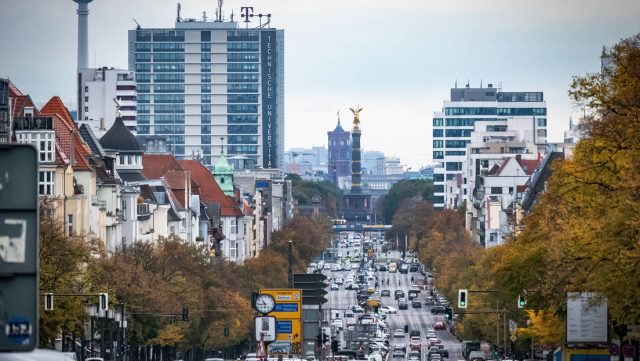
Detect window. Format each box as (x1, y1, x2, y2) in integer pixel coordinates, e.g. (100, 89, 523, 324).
(38, 171, 55, 195)
(201, 31, 211, 42)
(490, 187, 502, 195)
(433, 118, 443, 127)
(537, 118, 547, 127)
(433, 140, 443, 148)
(433, 151, 444, 160)
(444, 107, 497, 116)
(227, 42, 259, 52)
(84, 96, 89, 102)
(509, 187, 514, 195)
(445, 162, 462, 171)
(228, 53, 260, 62)
(432, 129, 443, 137)
(67, 214, 73, 235)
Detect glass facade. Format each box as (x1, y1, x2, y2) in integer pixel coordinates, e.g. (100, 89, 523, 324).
(130, 25, 283, 168)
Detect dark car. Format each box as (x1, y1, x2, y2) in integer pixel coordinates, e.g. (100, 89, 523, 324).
(412, 300, 423, 308)
(381, 289, 391, 297)
(431, 306, 446, 314)
(409, 265, 418, 272)
(409, 329, 421, 337)
(394, 290, 405, 300)
(398, 301, 409, 310)
(379, 264, 388, 271)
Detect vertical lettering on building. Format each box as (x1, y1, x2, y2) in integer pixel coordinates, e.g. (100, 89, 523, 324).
(261, 30, 277, 168)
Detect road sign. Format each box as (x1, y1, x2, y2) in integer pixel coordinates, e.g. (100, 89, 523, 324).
(260, 289, 302, 354)
(609, 344, 620, 356)
(622, 344, 635, 357)
(0, 145, 39, 352)
(293, 273, 328, 305)
(510, 335, 517, 342)
(509, 320, 517, 332)
(255, 316, 276, 342)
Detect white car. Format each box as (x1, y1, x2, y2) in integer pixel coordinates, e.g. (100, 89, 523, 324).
(331, 283, 339, 290)
(380, 305, 398, 314)
(332, 319, 344, 330)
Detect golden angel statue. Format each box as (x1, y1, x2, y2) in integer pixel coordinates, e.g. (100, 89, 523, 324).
(349, 105, 363, 125)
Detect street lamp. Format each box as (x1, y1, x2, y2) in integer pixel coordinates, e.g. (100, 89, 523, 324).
(85, 304, 98, 358)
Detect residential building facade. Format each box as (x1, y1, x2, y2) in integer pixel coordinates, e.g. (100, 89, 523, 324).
(432, 84, 548, 209)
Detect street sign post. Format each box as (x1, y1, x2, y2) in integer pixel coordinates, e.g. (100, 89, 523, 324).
(260, 289, 302, 354)
(293, 273, 328, 305)
(255, 316, 277, 342)
(0, 145, 39, 351)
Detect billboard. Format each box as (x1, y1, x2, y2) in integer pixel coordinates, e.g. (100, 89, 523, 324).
(566, 292, 608, 343)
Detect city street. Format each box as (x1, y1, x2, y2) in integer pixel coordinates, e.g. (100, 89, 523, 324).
(320, 234, 463, 361)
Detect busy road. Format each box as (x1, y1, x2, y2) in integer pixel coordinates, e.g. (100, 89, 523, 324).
(310, 232, 463, 361)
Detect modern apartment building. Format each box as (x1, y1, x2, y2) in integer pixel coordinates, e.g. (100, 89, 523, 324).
(77, 67, 137, 136)
(432, 84, 548, 209)
(127, 7, 284, 170)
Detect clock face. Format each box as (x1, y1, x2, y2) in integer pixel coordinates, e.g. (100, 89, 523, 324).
(255, 294, 275, 314)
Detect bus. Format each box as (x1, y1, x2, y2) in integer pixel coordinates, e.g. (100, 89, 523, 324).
(388, 263, 398, 273)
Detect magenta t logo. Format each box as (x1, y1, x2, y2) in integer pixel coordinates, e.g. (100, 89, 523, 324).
(240, 7, 254, 23)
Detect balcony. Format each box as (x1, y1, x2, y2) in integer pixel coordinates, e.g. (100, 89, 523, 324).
(137, 203, 151, 221)
(13, 116, 54, 131)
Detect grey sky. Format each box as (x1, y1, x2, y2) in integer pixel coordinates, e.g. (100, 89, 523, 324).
(1, 0, 638, 168)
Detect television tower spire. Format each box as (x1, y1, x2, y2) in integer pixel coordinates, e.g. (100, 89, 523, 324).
(73, 0, 94, 70)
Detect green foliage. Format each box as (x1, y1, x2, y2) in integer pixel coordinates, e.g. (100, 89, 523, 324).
(382, 179, 433, 224)
(286, 173, 341, 217)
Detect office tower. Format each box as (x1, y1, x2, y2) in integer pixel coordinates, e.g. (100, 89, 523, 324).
(432, 84, 548, 209)
(128, 5, 284, 169)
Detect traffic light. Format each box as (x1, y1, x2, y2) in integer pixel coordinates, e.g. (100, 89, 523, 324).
(44, 293, 54, 311)
(223, 326, 229, 337)
(331, 339, 339, 353)
(322, 333, 329, 343)
(99, 293, 109, 312)
(518, 294, 527, 309)
(181, 305, 189, 321)
(316, 334, 322, 347)
(444, 307, 453, 320)
(493, 344, 499, 357)
(458, 289, 468, 308)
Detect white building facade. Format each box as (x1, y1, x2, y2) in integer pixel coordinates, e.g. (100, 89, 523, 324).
(432, 85, 548, 209)
(77, 67, 137, 136)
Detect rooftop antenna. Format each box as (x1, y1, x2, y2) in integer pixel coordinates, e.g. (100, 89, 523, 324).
(176, 3, 182, 22)
(132, 18, 141, 29)
(230, 9, 234, 22)
(217, 0, 223, 22)
(480, 79, 483, 88)
(455, 79, 458, 88)
(202, 11, 207, 22)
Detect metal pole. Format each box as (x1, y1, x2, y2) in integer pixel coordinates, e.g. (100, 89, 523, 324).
(101, 311, 106, 360)
(288, 240, 293, 288)
(503, 309, 507, 359)
(496, 300, 500, 361)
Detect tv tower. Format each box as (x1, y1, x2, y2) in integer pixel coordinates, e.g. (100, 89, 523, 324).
(74, 0, 93, 70)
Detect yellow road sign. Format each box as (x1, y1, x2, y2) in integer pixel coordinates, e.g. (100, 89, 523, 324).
(260, 288, 302, 354)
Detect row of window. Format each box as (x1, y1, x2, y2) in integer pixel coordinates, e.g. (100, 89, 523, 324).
(433, 140, 471, 149)
(136, 53, 185, 62)
(135, 42, 185, 52)
(140, 114, 259, 124)
(136, 30, 185, 42)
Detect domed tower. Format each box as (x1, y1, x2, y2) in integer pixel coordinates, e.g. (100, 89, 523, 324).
(100, 117, 144, 181)
(213, 140, 234, 196)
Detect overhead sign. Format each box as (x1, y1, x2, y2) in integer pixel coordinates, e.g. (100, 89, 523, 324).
(255, 316, 276, 342)
(566, 292, 608, 344)
(0, 145, 39, 351)
(260, 289, 301, 319)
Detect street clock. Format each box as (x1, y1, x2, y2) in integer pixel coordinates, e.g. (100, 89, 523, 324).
(255, 294, 275, 314)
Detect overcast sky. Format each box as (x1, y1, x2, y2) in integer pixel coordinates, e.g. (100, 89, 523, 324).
(1, 0, 639, 169)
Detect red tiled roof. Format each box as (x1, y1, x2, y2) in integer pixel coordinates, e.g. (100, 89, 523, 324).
(178, 159, 243, 217)
(40, 96, 77, 131)
(142, 154, 184, 179)
(11, 95, 39, 118)
(517, 158, 540, 176)
(7, 80, 23, 97)
(41, 97, 93, 171)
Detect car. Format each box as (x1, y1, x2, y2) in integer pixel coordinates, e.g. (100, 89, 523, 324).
(332, 319, 344, 330)
(409, 350, 422, 361)
(428, 338, 441, 347)
(381, 289, 391, 297)
(412, 299, 423, 308)
(424, 296, 435, 305)
(409, 329, 421, 337)
(331, 283, 339, 290)
(394, 290, 405, 300)
(431, 306, 446, 314)
(398, 301, 409, 310)
(392, 350, 405, 359)
(428, 346, 449, 359)
(426, 331, 437, 339)
(344, 309, 355, 317)
(410, 335, 421, 346)
(433, 321, 446, 330)
(380, 305, 397, 314)
(393, 329, 405, 338)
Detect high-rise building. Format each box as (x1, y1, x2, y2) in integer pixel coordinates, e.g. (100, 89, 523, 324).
(77, 67, 137, 136)
(432, 84, 548, 209)
(0, 79, 10, 143)
(127, 5, 284, 170)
